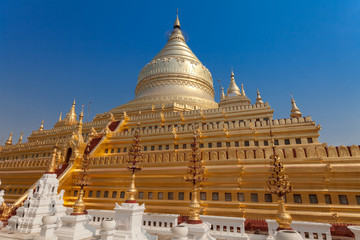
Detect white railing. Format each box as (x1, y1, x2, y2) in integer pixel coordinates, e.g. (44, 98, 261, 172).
(200, 215, 249, 240)
(87, 209, 114, 226)
(77, 208, 336, 240)
(142, 213, 179, 235)
(266, 220, 332, 240)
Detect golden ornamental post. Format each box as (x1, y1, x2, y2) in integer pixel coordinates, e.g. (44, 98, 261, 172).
(72, 145, 92, 215)
(184, 130, 206, 224)
(126, 122, 143, 203)
(266, 119, 293, 230)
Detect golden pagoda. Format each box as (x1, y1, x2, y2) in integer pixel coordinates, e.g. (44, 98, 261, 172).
(1, 13, 360, 226)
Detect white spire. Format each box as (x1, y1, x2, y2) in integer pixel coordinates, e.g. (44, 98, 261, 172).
(290, 95, 302, 118)
(227, 70, 241, 96)
(256, 89, 263, 104)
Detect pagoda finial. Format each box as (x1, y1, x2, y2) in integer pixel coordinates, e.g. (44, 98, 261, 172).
(63, 99, 78, 125)
(79, 105, 84, 124)
(58, 112, 62, 122)
(174, 9, 180, 29)
(227, 69, 241, 96)
(38, 120, 44, 131)
(47, 144, 58, 173)
(290, 94, 302, 118)
(241, 83, 246, 97)
(5, 132, 13, 145)
(18, 131, 23, 144)
(256, 89, 264, 104)
(220, 87, 226, 99)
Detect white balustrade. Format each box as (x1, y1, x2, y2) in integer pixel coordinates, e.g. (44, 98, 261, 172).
(87, 209, 115, 227)
(266, 220, 332, 240)
(200, 215, 249, 240)
(142, 213, 179, 235)
(68, 208, 337, 240)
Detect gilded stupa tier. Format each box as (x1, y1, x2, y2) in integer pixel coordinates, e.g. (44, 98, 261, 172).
(110, 14, 217, 113)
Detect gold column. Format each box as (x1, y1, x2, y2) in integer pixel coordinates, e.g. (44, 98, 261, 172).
(184, 130, 206, 224)
(125, 123, 143, 203)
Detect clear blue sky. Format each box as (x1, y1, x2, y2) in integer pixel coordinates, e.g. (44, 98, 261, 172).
(0, 0, 359, 146)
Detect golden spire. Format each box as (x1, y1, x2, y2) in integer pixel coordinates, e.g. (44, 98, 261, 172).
(18, 131, 23, 144)
(47, 145, 58, 173)
(256, 89, 264, 104)
(126, 123, 143, 203)
(227, 69, 241, 96)
(58, 112, 62, 122)
(63, 99, 78, 125)
(184, 130, 206, 224)
(220, 87, 226, 99)
(290, 95, 302, 118)
(38, 120, 44, 131)
(79, 106, 84, 124)
(167, 11, 185, 42)
(5, 132, 13, 145)
(174, 9, 180, 29)
(241, 83, 246, 97)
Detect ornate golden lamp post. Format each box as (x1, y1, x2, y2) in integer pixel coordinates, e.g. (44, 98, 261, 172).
(71, 145, 91, 215)
(125, 123, 143, 203)
(266, 148, 293, 230)
(184, 131, 206, 224)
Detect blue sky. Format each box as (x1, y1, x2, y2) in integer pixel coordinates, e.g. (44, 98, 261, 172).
(0, 0, 359, 146)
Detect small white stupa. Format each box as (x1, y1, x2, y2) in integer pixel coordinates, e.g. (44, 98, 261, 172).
(7, 146, 66, 234)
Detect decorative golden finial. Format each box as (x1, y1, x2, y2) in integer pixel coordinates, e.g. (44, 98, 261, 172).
(38, 120, 44, 131)
(221, 87, 226, 99)
(18, 131, 23, 144)
(290, 94, 302, 118)
(72, 145, 92, 215)
(61, 99, 78, 125)
(5, 132, 13, 145)
(241, 83, 246, 97)
(126, 122, 143, 203)
(47, 144, 58, 173)
(227, 69, 241, 96)
(174, 9, 180, 29)
(184, 130, 206, 224)
(58, 112, 62, 122)
(266, 118, 293, 229)
(79, 105, 84, 124)
(256, 89, 264, 104)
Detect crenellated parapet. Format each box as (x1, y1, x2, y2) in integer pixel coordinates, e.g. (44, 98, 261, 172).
(87, 144, 360, 168)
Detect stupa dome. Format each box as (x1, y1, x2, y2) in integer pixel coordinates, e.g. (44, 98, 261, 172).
(112, 14, 218, 112)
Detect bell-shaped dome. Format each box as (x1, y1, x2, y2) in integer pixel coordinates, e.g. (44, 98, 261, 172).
(113, 14, 218, 112)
